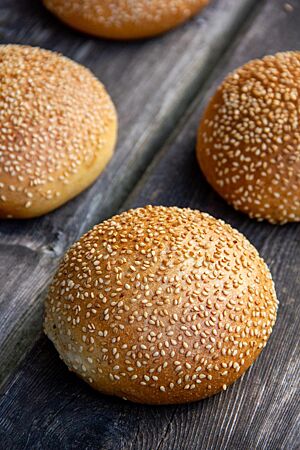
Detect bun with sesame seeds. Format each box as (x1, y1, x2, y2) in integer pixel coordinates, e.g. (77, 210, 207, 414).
(44, 205, 278, 404)
(43, 0, 210, 40)
(0, 45, 117, 219)
(197, 51, 300, 224)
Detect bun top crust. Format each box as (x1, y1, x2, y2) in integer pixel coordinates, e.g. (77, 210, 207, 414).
(0, 45, 117, 218)
(197, 51, 300, 224)
(43, 0, 210, 40)
(45, 206, 278, 404)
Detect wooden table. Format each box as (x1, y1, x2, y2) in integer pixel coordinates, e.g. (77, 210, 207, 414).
(0, 0, 299, 448)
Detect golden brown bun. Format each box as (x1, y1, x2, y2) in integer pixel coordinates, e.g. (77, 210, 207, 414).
(43, 0, 210, 40)
(0, 45, 117, 219)
(197, 51, 300, 224)
(44, 206, 278, 405)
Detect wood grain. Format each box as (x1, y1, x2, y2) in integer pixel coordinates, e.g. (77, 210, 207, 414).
(0, 0, 299, 449)
(0, 0, 259, 387)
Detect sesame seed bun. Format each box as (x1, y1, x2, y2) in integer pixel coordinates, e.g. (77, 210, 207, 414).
(0, 45, 117, 219)
(43, 0, 209, 40)
(44, 206, 278, 405)
(197, 52, 300, 224)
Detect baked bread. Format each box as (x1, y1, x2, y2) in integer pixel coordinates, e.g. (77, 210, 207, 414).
(45, 206, 278, 404)
(0, 45, 117, 219)
(43, 0, 210, 40)
(197, 51, 300, 224)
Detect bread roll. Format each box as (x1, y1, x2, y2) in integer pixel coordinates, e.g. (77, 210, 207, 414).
(197, 52, 300, 224)
(45, 206, 278, 404)
(0, 45, 117, 219)
(43, 0, 209, 40)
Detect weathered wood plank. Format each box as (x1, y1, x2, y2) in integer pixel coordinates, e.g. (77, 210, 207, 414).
(0, 0, 261, 388)
(0, 1, 299, 449)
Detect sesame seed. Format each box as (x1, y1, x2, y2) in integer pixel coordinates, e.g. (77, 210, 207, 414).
(0, 44, 116, 218)
(44, 206, 278, 404)
(43, 0, 209, 40)
(198, 51, 300, 224)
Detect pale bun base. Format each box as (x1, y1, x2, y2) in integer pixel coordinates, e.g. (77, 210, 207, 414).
(54, 341, 264, 404)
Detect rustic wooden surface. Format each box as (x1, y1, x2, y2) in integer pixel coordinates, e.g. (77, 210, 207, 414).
(0, 0, 300, 449)
(0, 0, 260, 388)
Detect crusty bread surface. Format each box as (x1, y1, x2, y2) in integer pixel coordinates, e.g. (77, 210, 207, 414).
(43, 0, 210, 40)
(197, 51, 300, 224)
(45, 206, 278, 404)
(0, 45, 117, 218)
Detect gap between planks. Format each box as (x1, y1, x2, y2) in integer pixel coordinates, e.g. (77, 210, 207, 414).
(0, 1, 299, 449)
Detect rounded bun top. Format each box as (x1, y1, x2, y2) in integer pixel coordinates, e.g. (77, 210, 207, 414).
(45, 206, 277, 404)
(0, 45, 117, 219)
(43, 0, 209, 40)
(197, 51, 300, 224)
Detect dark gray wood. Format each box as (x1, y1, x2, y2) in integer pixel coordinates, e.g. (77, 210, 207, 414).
(0, 0, 260, 387)
(0, 1, 299, 449)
